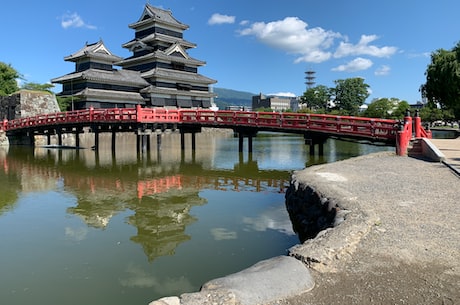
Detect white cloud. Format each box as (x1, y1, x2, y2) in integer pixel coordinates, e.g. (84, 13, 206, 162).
(241, 205, 295, 236)
(332, 57, 373, 72)
(65, 227, 88, 241)
(334, 35, 397, 58)
(119, 263, 194, 294)
(407, 51, 430, 59)
(210, 228, 237, 240)
(267, 92, 297, 97)
(238, 17, 398, 67)
(239, 17, 342, 63)
(61, 12, 96, 30)
(208, 13, 236, 25)
(375, 65, 391, 76)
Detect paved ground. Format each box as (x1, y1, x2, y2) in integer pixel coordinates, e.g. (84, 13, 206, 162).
(431, 137, 460, 174)
(271, 138, 460, 305)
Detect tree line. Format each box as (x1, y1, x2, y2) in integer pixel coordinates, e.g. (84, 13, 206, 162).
(1, 40, 459, 124)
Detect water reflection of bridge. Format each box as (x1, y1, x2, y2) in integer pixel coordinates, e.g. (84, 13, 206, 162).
(0, 147, 289, 263)
(1, 150, 288, 197)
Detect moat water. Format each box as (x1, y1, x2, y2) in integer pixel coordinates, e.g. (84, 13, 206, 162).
(0, 131, 392, 305)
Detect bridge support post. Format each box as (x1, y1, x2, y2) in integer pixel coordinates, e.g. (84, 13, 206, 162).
(157, 133, 162, 151)
(180, 130, 185, 150)
(29, 132, 35, 147)
(248, 135, 253, 153)
(238, 133, 244, 153)
(47, 133, 51, 146)
(57, 128, 62, 146)
(94, 128, 99, 151)
(75, 129, 80, 148)
(304, 134, 327, 156)
(137, 135, 149, 153)
(236, 128, 257, 154)
(308, 141, 315, 155)
(191, 132, 196, 151)
(111, 129, 116, 152)
(146, 134, 151, 152)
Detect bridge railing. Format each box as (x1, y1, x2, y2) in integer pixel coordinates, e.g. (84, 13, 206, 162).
(0, 107, 431, 157)
(136, 105, 180, 123)
(179, 109, 398, 141)
(90, 108, 137, 123)
(0, 107, 182, 131)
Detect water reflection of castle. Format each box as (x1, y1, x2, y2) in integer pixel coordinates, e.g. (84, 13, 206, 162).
(0, 143, 288, 262)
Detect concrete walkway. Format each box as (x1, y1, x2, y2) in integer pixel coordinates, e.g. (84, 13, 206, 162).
(149, 137, 460, 305)
(430, 137, 460, 175)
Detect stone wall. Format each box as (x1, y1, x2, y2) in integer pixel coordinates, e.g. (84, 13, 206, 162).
(0, 131, 8, 146)
(285, 181, 338, 243)
(0, 93, 19, 120)
(0, 90, 60, 120)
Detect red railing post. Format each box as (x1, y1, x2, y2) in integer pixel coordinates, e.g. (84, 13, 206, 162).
(89, 106, 94, 122)
(136, 104, 142, 122)
(2, 119, 7, 131)
(414, 109, 421, 138)
(396, 110, 412, 156)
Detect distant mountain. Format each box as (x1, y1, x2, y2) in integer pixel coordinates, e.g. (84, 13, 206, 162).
(213, 87, 256, 109)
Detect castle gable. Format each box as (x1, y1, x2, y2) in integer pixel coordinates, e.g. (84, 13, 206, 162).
(164, 43, 189, 59)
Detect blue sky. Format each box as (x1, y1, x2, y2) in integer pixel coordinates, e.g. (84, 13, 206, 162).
(1, 0, 459, 104)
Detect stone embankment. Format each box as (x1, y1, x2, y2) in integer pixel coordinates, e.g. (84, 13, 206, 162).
(149, 150, 460, 305)
(0, 131, 8, 146)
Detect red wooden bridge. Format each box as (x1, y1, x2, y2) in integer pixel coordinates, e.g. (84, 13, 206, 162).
(1, 105, 431, 156)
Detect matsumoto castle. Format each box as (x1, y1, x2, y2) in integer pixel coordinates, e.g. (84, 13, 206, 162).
(52, 4, 217, 110)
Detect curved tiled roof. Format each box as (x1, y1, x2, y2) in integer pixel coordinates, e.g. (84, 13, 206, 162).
(117, 51, 206, 67)
(122, 33, 196, 50)
(141, 68, 217, 85)
(64, 40, 122, 63)
(129, 4, 188, 31)
(52, 69, 149, 87)
(74, 88, 145, 103)
(140, 85, 216, 98)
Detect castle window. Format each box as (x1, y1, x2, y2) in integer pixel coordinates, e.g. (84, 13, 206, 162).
(172, 62, 185, 71)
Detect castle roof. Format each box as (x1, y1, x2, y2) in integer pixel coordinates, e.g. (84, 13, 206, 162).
(122, 32, 196, 50)
(141, 68, 217, 85)
(51, 69, 149, 87)
(64, 40, 122, 63)
(73, 88, 145, 104)
(140, 85, 216, 99)
(129, 4, 188, 31)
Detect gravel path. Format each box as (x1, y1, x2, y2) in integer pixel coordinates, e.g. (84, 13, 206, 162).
(274, 151, 460, 305)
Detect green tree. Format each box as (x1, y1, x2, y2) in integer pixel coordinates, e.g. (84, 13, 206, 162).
(421, 42, 460, 119)
(364, 98, 410, 119)
(21, 82, 54, 93)
(0, 62, 21, 96)
(418, 103, 455, 126)
(301, 85, 331, 113)
(56, 96, 73, 111)
(364, 98, 392, 118)
(331, 77, 370, 116)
